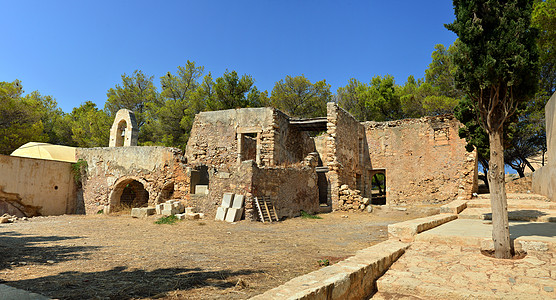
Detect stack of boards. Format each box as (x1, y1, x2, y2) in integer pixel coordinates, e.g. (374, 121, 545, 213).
(215, 193, 244, 222)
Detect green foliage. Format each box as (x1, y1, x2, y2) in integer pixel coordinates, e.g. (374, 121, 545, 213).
(0, 80, 46, 154)
(337, 78, 371, 121)
(207, 70, 263, 110)
(270, 75, 331, 118)
(71, 159, 88, 186)
(104, 70, 160, 136)
(446, 0, 539, 131)
(66, 101, 111, 147)
(532, 0, 556, 95)
(317, 259, 330, 267)
(154, 215, 179, 225)
(300, 210, 322, 219)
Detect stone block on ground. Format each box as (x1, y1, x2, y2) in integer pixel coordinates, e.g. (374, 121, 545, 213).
(161, 208, 180, 216)
(232, 195, 244, 208)
(175, 213, 186, 220)
(222, 193, 234, 208)
(215, 207, 228, 221)
(0, 217, 10, 223)
(155, 204, 163, 214)
(185, 207, 195, 214)
(186, 213, 201, 220)
(225, 208, 244, 222)
(131, 207, 155, 218)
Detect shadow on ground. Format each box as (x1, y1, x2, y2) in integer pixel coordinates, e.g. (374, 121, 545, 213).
(0, 231, 98, 271)
(482, 210, 548, 221)
(510, 221, 556, 239)
(6, 266, 262, 299)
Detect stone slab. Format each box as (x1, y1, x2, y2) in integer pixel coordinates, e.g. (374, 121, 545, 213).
(225, 207, 243, 222)
(130, 207, 155, 218)
(155, 204, 163, 214)
(175, 213, 186, 220)
(221, 193, 234, 208)
(161, 208, 180, 216)
(195, 185, 209, 195)
(0, 284, 50, 299)
(388, 213, 457, 242)
(215, 207, 228, 221)
(186, 213, 201, 220)
(232, 194, 244, 208)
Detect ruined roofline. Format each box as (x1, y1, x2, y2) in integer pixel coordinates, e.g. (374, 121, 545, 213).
(362, 113, 457, 129)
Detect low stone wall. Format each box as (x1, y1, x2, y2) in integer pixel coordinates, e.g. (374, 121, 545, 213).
(0, 155, 77, 217)
(250, 240, 409, 300)
(76, 147, 189, 215)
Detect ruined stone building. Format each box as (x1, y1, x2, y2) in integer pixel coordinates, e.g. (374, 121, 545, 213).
(1, 103, 478, 220)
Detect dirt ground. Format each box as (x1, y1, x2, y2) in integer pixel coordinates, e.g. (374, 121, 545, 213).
(0, 207, 437, 299)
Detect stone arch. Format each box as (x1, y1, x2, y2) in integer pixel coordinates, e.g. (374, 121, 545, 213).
(156, 181, 175, 203)
(109, 109, 139, 147)
(108, 177, 150, 210)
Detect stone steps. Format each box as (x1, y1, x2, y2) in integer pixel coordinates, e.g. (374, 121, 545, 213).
(459, 207, 556, 222)
(467, 193, 555, 210)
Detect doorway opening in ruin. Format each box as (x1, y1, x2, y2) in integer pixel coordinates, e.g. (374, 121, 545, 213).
(316, 167, 330, 206)
(190, 165, 209, 195)
(240, 132, 258, 162)
(110, 178, 149, 212)
(370, 169, 386, 205)
(115, 120, 127, 147)
(158, 182, 175, 203)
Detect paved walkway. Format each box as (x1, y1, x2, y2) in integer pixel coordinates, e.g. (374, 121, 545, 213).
(374, 218, 556, 299)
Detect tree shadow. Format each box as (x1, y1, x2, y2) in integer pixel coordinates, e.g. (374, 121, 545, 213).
(482, 209, 549, 222)
(5, 266, 262, 299)
(509, 221, 556, 239)
(0, 231, 99, 271)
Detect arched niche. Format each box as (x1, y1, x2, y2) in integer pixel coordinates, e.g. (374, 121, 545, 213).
(108, 177, 150, 211)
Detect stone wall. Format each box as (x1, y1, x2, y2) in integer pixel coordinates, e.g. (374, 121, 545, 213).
(186, 107, 315, 169)
(533, 91, 556, 201)
(252, 163, 319, 219)
(324, 103, 371, 209)
(364, 115, 477, 205)
(76, 146, 189, 214)
(0, 155, 77, 217)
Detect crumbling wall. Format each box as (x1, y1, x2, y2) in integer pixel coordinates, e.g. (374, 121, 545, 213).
(185, 108, 275, 170)
(76, 146, 189, 214)
(186, 107, 315, 169)
(0, 154, 77, 216)
(325, 103, 371, 209)
(364, 115, 477, 205)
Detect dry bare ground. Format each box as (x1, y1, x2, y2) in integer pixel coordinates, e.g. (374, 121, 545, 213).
(0, 207, 436, 299)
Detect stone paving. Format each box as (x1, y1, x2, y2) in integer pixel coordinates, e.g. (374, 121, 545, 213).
(374, 241, 556, 299)
(374, 194, 556, 300)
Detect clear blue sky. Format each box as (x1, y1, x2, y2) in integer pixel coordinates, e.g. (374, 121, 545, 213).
(1, 0, 457, 113)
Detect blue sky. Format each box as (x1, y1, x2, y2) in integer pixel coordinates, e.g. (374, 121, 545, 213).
(1, 0, 457, 113)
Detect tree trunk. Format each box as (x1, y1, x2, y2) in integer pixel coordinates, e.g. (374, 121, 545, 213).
(488, 129, 512, 258)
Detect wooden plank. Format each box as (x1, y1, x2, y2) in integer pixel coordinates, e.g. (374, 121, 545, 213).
(255, 197, 265, 223)
(270, 199, 279, 221)
(262, 197, 272, 223)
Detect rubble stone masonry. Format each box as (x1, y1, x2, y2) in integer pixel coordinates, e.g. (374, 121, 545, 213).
(76, 147, 189, 215)
(364, 115, 477, 205)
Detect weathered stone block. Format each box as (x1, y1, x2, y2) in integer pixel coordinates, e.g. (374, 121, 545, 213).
(221, 193, 234, 208)
(232, 195, 244, 208)
(175, 213, 186, 220)
(155, 204, 163, 214)
(130, 207, 155, 218)
(215, 207, 228, 221)
(225, 207, 243, 222)
(186, 213, 201, 220)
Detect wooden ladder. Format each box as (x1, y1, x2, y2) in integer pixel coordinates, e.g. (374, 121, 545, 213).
(254, 196, 279, 223)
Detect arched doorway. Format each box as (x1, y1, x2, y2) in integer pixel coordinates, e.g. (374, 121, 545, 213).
(109, 177, 149, 212)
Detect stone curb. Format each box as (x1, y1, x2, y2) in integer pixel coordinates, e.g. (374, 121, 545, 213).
(0, 284, 51, 300)
(249, 240, 410, 300)
(440, 199, 467, 214)
(388, 213, 457, 242)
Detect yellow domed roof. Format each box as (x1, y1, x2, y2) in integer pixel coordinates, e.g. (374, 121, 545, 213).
(11, 142, 77, 163)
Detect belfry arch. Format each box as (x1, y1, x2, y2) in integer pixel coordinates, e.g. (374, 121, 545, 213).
(109, 109, 138, 147)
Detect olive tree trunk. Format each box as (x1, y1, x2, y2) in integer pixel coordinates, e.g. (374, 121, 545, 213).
(488, 129, 512, 259)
